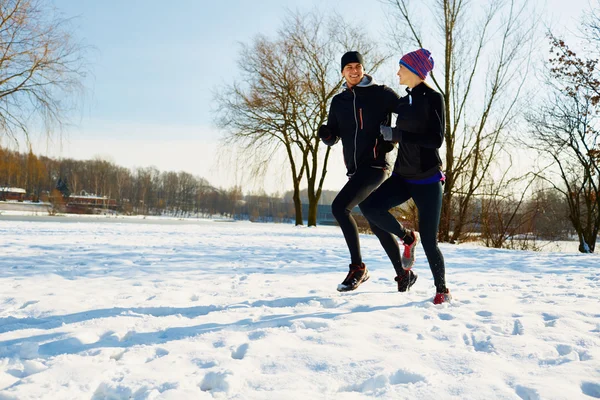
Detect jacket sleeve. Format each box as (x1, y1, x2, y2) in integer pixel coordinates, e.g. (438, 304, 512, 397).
(321, 99, 340, 146)
(393, 92, 445, 149)
(382, 85, 401, 114)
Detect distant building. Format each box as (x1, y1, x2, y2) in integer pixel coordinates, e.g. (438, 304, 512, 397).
(0, 187, 26, 201)
(66, 190, 117, 213)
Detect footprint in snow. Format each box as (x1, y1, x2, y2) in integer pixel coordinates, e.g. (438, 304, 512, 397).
(340, 374, 388, 393)
(297, 320, 329, 330)
(193, 359, 218, 369)
(231, 343, 249, 360)
(19, 300, 39, 309)
(145, 347, 169, 363)
(110, 350, 127, 361)
(553, 344, 591, 362)
(512, 319, 524, 335)
(5, 360, 47, 379)
(476, 310, 492, 317)
(199, 370, 235, 392)
(515, 385, 541, 400)
(248, 331, 266, 340)
(556, 344, 573, 356)
(542, 313, 558, 321)
(582, 382, 600, 398)
(463, 333, 495, 353)
(542, 313, 559, 327)
(339, 369, 426, 393)
(539, 350, 580, 366)
(389, 369, 426, 385)
(92, 382, 133, 399)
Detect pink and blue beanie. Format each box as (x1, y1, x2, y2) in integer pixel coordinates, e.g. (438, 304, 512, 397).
(399, 48, 434, 79)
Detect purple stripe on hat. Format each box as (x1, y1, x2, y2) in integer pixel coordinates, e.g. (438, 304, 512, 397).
(399, 48, 434, 79)
(399, 60, 422, 79)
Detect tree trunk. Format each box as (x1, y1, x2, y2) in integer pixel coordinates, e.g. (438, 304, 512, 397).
(307, 142, 331, 226)
(292, 182, 303, 225)
(440, 170, 453, 242)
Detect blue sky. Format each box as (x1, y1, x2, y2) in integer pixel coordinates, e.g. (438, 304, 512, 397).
(26, 0, 590, 194)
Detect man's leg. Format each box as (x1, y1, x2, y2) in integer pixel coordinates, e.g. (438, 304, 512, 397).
(331, 167, 387, 264)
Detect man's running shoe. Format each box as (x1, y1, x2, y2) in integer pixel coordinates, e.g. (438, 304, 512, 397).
(395, 270, 418, 292)
(337, 263, 370, 292)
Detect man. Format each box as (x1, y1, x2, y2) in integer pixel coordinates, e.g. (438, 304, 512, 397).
(319, 51, 400, 292)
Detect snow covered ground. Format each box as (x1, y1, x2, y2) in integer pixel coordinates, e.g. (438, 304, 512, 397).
(0, 216, 598, 399)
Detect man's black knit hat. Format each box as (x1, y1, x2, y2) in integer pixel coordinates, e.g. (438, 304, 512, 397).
(341, 51, 364, 71)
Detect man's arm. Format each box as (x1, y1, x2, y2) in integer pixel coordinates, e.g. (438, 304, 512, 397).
(319, 100, 340, 146)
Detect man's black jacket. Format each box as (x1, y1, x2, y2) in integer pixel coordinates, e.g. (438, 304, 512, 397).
(322, 75, 399, 176)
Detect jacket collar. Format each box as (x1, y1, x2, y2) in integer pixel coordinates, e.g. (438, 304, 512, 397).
(343, 74, 376, 90)
(405, 82, 428, 95)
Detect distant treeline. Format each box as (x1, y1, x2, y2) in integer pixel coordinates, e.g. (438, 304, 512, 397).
(0, 146, 339, 221)
(0, 146, 581, 247)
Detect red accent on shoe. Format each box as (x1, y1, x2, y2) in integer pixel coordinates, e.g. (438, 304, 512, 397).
(403, 241, 414, 258)
(433, 289, 451, 305)
(401, 231, 420, 270)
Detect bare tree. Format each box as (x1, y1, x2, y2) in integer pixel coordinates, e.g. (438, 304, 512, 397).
(526, 36, 600, 252)
(215, 10, 384, 226)
(384, 0, 538, 242)
(0, 0, 87, 143)
(528, 186, 572, 241)
(479, 162, 539, 250)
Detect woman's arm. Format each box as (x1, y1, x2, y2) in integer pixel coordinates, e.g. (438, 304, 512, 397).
(392, 92, 445, 148)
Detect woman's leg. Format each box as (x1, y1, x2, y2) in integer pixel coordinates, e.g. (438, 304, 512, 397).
(359, 175, 412, 275)
(331, 167, 387, 265)
(410, 181, 446, 292)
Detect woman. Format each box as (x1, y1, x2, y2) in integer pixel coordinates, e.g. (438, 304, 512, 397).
(360, 48, 451, 304)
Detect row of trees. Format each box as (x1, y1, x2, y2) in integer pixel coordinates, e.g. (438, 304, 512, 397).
(0, 146, 297, 219)
(0, 144, 580, 248)
(215, 1, 600, 253)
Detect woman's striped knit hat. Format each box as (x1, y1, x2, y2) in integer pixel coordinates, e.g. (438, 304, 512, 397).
(399, 48, 434, 79)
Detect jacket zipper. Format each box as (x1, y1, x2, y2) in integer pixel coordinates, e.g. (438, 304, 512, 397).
(353, 91, 358, 174)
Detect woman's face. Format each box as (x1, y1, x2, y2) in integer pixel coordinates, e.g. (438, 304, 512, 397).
(397, 64, 412, 86)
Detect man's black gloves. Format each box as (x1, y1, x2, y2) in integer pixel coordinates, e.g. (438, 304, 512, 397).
(318, 125, 339, 146)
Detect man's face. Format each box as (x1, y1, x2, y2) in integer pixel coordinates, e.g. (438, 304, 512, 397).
(342, 63, 364, 87)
